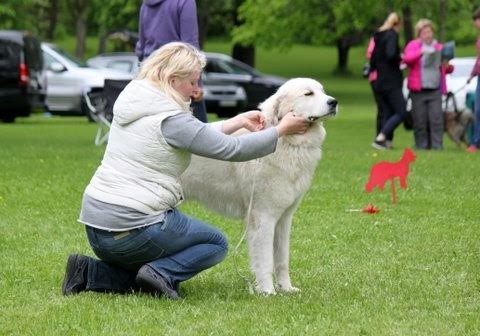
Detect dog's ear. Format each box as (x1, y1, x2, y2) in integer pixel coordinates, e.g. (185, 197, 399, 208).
(260, 93, 287, 126)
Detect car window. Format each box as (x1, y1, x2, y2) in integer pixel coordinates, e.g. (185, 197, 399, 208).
(0, 42, 20, 71)
(47, 45, 88, 68)
(43, 51, 59, 69)
(207, 59, 253, 75)
(107, 60, 133, 73)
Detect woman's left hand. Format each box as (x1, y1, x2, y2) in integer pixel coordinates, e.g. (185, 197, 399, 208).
(238, 110, 265, 132)
(191, 87, 203, 102)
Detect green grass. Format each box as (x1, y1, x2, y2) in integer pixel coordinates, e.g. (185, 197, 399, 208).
(1, 43, 480, 335)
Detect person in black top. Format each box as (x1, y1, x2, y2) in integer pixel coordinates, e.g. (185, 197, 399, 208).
(369, 12, 407, 150)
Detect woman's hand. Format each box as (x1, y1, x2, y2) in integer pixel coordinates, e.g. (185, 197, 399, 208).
(220, 110, 265, 134)
(191, 87, 203, 102)
(275, 112, 310, 137)
(237, 110, 266, 132)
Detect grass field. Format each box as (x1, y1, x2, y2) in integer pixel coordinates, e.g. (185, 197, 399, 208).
(1, 43, 480, 335)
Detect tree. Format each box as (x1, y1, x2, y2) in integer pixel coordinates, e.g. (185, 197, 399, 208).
(65, 0, 88, 58)
(233, 0, 385, 73)
(89, 0, 141, 53)
(232, 0, 480, 73)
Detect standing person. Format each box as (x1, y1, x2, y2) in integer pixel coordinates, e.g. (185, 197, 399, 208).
(467, 8, 480, 152)
(403, 19, 454, 150)
(135, 0, 208, 122)
(61, 42, 310, 300)
(370, 12, 406, 150)
(366, 36, 385, 143)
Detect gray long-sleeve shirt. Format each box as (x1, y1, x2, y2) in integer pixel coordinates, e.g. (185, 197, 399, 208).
(79, 113, 278, 231)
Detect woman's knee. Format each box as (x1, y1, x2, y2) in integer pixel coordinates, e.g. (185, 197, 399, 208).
(213, 230, 229, 253)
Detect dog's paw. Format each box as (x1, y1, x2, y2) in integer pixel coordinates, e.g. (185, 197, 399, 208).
(255, 285, 276, 296)
(277, 284, 301, 293)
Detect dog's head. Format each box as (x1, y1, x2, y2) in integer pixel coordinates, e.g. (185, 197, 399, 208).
(402, 148, 417, 163)
(259, 78, 337, 127)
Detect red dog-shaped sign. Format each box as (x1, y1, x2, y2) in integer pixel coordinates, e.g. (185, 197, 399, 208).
(365, 148, 416, 203)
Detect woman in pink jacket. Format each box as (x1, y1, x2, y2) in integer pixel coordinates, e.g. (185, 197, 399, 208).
(366, 37, 385, 142)
(403, 19, 454, 149)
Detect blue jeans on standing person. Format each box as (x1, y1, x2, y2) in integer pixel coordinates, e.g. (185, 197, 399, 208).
(472, 76, 480, 147)
(83, 209, 228, 293)
(192, 99, 208, 123)
(376, 87, 407, 138)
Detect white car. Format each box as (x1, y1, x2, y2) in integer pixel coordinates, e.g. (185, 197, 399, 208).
(444, 57, 477, 112)
(87, 52, 251, 117)
(404, 57, 477, 112)
(42, 43, 130, 118)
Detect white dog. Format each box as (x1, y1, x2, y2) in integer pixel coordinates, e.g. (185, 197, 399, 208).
(180, 78, 337, 294)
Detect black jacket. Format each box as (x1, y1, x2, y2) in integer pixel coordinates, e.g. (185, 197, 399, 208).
(370, 29, 403, 92)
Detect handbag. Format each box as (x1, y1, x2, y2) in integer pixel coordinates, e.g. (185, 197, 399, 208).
(403, 94, 413, 130)
(362, 62, 370, 78)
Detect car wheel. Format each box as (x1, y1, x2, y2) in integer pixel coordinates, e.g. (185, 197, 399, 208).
(1, 113, 16, 123)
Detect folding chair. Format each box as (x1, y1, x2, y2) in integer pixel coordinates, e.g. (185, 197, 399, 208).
(83, 79, 130, 145)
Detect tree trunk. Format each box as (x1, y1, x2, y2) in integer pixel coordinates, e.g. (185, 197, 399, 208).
(196, 0, 209, 50)
(46, 0, 59, 40)
(232, 44, 255, 67)
(231, 0, 255, 67)
(402, 5, 413, 45)
(439, 0, 446, 42)
(98, 32, 109, 54)
(336, 38, 350, 73)
(67, 0, 88, 59)
(75, 16, 87, 58)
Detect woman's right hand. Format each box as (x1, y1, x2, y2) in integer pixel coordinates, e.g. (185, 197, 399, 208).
(275, 112, 310, 136)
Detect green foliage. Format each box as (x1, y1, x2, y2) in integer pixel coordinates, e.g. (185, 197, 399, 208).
(1, 43, 480, 335)
(233, 0, 385, 48)
(88, 0, 142, 34)
(0, 0, 45, 33)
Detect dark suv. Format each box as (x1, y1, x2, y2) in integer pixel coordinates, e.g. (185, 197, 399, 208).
(0, 30, 46, 122)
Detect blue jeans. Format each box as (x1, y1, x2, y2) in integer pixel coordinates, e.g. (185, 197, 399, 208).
(473, 77, 480, 147)
(376, 87, 407, 139)
(83, 209, 228, 293)
(192, 99, 208, 123)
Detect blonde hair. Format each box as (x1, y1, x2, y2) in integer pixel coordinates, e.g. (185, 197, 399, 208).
(378, 12, 401, 32)
(137, 42, 206, 110)
(415, 19, 434, 37)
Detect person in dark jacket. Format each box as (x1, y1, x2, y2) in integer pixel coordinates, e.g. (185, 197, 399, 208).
(135, 0, 208, 122)
(370, 12, 407, 150)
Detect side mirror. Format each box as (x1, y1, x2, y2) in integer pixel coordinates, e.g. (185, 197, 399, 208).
(49, 62, 66, 73)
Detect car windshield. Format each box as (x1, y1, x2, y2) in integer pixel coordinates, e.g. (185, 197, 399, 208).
(206, 58, 258, 76)
(50, 45, 88, 67)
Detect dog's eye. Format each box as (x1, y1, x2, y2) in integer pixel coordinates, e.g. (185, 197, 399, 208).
(304, 91, 314, 96)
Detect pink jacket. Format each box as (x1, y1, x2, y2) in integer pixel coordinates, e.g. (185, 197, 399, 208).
(403, 39, 453, 94)
(366, 37, 377, 82)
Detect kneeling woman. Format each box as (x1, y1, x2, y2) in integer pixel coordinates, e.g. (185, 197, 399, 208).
(61, 42, 309, 299)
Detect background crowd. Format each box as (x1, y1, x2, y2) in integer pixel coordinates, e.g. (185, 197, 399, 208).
(367, 9, 480, 152)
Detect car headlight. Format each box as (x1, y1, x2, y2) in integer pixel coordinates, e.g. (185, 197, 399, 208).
(236, 86, 246, 98)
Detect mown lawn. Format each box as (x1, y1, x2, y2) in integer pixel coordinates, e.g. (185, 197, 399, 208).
(0, 43, 479, 335)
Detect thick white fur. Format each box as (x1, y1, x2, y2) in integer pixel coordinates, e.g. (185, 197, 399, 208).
(180, 78, 336, 295)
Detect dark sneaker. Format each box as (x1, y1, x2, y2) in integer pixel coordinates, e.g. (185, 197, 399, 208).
(136, 265, 180, 300)
(62, 254, 89, 295)
(371, 140, 389, 150)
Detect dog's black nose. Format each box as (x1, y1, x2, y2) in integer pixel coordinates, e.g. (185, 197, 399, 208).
(327, 99, 338, 108)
